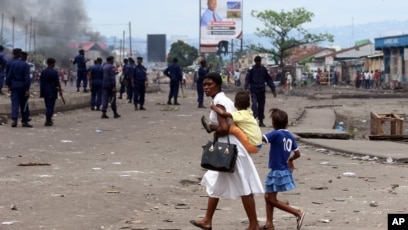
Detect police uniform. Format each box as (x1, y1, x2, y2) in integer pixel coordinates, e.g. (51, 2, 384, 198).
(244, 56, 276, 127)
(132, 57, 147, 110)
(73, 50, 88, 92)
(89, 61, 103, 110)
(163, 58, 182, 105)
(101, 57, 120, 119)
(6, 50, 32, 127)
(40, 63, 60, 126)
(126, 58, 135, 103)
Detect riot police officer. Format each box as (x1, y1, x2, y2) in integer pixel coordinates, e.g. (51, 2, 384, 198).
(40, 58, 62, 126)
(6, 49, 32, 127)
(72, 49, 89, 92)
(132, 57, 147, 110)
(101, 56, 120, 119)
(89, 58, 103, 110)
(244, 56, 276, 127)
(163, 57, 182, 105)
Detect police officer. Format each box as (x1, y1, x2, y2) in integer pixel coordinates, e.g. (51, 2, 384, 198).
(197, 59, 210, 108)
(101, 56, 120, 119)
(132, 57, 147, 110)
(245, 56, 276, 127)
(6, 49, 32, 127)
(163, 57, 182, 105)
(118, 58, 128, 99)
(126, 58, 135, 103)
(40, 58, 62, 126)
(72, 49, 89, 92)
(0, 45, 7, 95)
(88, 58, 103, 111)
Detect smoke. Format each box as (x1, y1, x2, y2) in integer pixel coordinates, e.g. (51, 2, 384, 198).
(1, 0, 102, 67)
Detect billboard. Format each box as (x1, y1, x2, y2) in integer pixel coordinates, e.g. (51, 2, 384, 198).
(199, 0, 243, 53)
(147, 34, 166, 62)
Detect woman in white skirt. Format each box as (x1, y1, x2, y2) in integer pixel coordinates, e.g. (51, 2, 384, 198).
(190, 72, 264, 230)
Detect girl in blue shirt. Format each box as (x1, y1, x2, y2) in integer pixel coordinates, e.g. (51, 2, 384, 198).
(261, 108, 305, 230)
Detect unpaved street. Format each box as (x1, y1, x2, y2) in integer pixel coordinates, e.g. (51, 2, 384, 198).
(0, 86, 407, 230)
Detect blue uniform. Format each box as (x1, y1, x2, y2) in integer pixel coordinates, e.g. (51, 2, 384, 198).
(73, 54, 88, 90)
(89, 64, 103, 109)
(101, 63, 117, 113)
(6, 58, 31, 122)
(0, 51, 7, 93)
(132, 64, 147, 107)
(163, 63, 182, 104)
(40, 67, 60, 117)
(197, 65, 209, 105)
(245, 65, 275, 121)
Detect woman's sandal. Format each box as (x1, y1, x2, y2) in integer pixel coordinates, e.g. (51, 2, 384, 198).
(259, 225, 274, 230)
(296, 210, 306, 230)
(189, 220, 212, 230)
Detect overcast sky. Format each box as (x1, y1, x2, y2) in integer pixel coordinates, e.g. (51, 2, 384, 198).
(85, 0, 408, 39)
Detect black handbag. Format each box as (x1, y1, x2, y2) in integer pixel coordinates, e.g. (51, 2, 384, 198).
(201, 136, 238, 173)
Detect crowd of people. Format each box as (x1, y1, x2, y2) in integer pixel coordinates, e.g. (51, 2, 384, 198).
(355, 69, 383, 89)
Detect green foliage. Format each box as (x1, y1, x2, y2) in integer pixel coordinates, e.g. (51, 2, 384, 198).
(251, 8, 334, 67)
(299, 56, 313, 64)
(167, 40, 198, 68)
(205, 53, 220, 72)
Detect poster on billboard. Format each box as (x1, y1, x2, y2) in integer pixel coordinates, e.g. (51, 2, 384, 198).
(199, 0, 243, 53)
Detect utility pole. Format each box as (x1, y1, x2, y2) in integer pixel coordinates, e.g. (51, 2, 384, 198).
(25, 25, 28, 51)
(29, 17, 32, 53)
(33, 28, 36, 57)
(122, 30, 125, 61)
(119, 39, 122, 62)
(12, 16, 15, 48)
(128, 22, 132, 58)
(1, 14, 4, 43)
(231, 39, 234, 73)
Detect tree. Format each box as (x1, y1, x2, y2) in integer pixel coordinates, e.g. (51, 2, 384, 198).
(251, 8, 334, 67)
(167, 40, 198, 68)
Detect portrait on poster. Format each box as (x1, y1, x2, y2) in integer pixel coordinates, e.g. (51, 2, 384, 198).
(200, 0, 243, 53)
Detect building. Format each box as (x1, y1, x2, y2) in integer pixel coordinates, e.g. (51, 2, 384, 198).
(69, 42, 107, 61)
(316, 40, 377, 84)
(375, 34, 408, 88)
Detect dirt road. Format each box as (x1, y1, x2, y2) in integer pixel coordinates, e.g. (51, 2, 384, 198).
(0, 85, 407, 230)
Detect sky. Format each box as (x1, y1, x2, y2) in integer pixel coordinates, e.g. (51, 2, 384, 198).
(85, 0, 408, 40)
